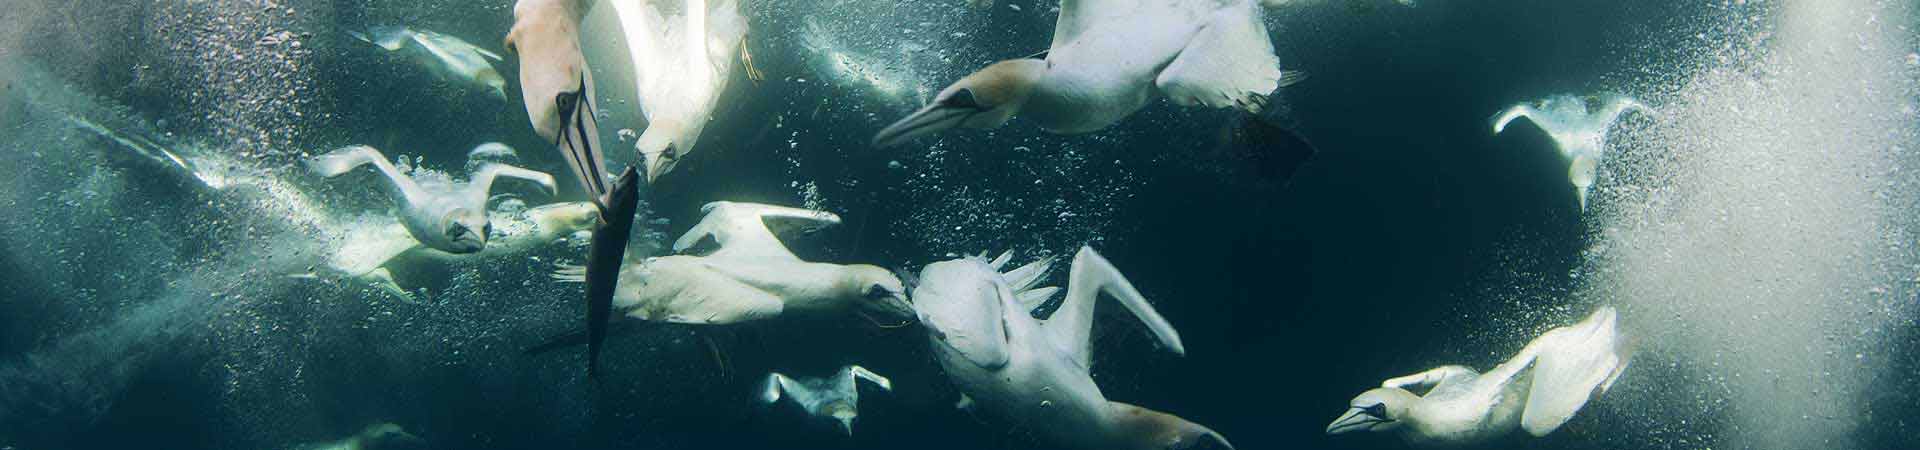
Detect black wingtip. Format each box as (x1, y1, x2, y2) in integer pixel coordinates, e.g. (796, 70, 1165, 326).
(584, 166, 641, 380)
(1225, 114, 1320, 185)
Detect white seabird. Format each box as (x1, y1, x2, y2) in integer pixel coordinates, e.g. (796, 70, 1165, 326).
(761, 365, 894, 436)
(506, 0, 644, 378)
(350, 26, 510, 100)
(307, 145, 557, 254)
(315, 201, 599, 303)
(873, 0, 1307, 146)
(610, 0, 752, 183)
(552, 201, 914, 326)
(909, 247, 1233, 450)
(1326, 306, 1630, 447)
(1490, 94, 1652, 211)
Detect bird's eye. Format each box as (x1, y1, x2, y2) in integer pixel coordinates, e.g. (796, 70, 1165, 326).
(943, 88, 980, 109)
(483, 223, 493, 236)
(866, 284, 890, 299)
(447, 224, 465, 237)
(1363, 403, 1388, 418)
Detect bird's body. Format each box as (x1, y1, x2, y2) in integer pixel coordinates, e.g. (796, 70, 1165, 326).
(762, 365, 893, 435)
(1327, 307, 1630, 447)
(1491, 94, 1651, 210)
(874, 0, 1301, 146)
(611, 0, 751, 182)
(552, 201, 913, 325)
(307, 145, 558, 255)
(911, 247, 1232, 450)
(350, 26, 508, 99)
(319, 202, 598, 302)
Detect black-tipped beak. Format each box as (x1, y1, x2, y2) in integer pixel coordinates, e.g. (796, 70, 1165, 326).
(872, 103, 978, 147)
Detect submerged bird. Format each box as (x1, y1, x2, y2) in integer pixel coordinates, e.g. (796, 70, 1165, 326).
(312, 202, 600, 303)
(551, 201, 912, 352)
(910, 247, 1233, 450)
(1326, 306, 1630, 447)
(873, 0, 1306, 147)
(1490, 94, 1652, 211)
(761, 365, 894, 436)
(350, 26, 510, 99)
(308, 145, 557, 254)
(297, 423, 424, 450)
(610, 0, 752, 183)
(507, 0, 644, 379)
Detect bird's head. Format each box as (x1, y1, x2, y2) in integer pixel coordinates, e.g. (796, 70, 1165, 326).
(872, 58, 1046, 147)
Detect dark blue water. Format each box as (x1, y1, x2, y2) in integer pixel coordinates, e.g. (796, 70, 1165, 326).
(1, 1, 1916, 450)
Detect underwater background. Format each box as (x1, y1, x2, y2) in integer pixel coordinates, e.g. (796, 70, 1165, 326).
(1, 0, 1917, 449)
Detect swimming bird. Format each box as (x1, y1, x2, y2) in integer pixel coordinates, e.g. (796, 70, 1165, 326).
(872, 0, 1306, 147)
(350, 26, 509, 100)
(297, 423, 424, 450)
(308, 145, 558, 254)
(1490, 94, 1652, 211)
(909, 247, 1232, 450)
(609, 0, 752, 183)
(506, 0, 644, 379)
(1326, 306, 1630, 447)
(761, 365, 894, 436)
(551, 201, 913, 352)
(313, 201, 600, 303)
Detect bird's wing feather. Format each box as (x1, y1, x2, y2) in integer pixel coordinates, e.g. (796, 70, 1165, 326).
(1521, 307, 1628, 436)
(466, 163, 558, 208)
(672, 202, 839, 261)
(1153, 2, 1282, 113)
(1041, 246, 1183, 370)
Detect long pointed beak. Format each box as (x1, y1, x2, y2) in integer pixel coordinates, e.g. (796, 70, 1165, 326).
(1325, 408, 1376, 435)
(872, 103, 976, 147)
(641, 146, 673, 184)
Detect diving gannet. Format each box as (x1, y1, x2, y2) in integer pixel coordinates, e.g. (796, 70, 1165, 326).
(1326, 306, 1630, 447)
(507, 0, 644, 379)
(350, 26, 509, 100)
(1490, 94, 1651, 211)
(551, 201, 914, 371)
(761, 365, 894, 435)
(298, 423, 423, 450)
(609, 0, 752, 183)
(909, 247, 1232, 450)
(873, 0, 1307, 146)
(318, 202, 599, 302)
(308, 145, 558, 254)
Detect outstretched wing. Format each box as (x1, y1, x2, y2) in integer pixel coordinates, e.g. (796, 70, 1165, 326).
(1051, 0, 1145, 52)
(671, 201, 841, 261)
(466, 163, 558, 208)
(1491, 103, 1541, 135)
(1595, 94, 1652, 130)
(849, 366, 892, 392)
(1154, 2, 1283, 113)
(1040, 246, 1183, 370)
(1520, 307, 1629, 436)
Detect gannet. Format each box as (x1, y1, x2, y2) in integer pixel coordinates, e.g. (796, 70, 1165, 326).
(1490, 94, 1652, 211)
(308, 145, 557, 254)
(315, 202, 599, 302)
(609, 0, 752, 182)
(507, 0, 644, 379)
(761, 365, 893, 436)
(297, 423, 423, 450)
(909, 247, 1233, 450)
(551, 201, 914, 370)
(873, 0, 1307, 147)
(1326, 306, 1630, 447)
(350, 26, 509, 100)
